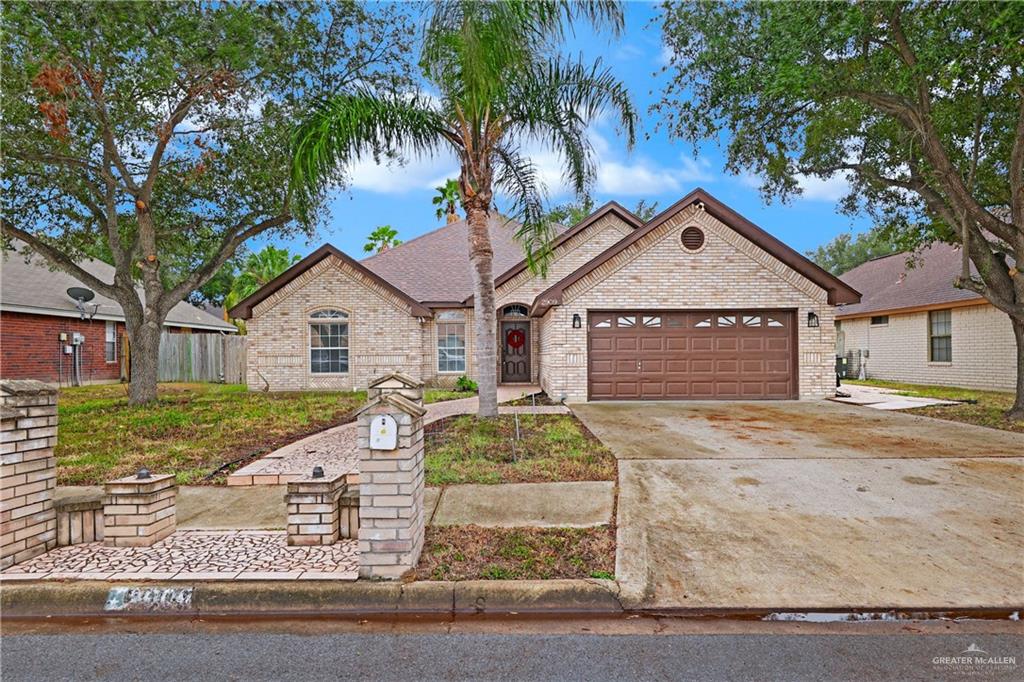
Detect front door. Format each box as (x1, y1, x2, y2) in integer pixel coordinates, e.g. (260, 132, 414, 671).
(501, 320, 531, 382)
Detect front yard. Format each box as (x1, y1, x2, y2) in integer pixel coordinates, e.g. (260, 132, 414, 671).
(57, 383, 365, 486)
(424, 414, 617, 485)
(843, 379, 1022, 433)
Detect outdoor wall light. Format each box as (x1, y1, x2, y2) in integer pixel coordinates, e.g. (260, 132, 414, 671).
(136, 467, 151, 480)
(572, 313, 582, 329)
(807, 312, 820, 328)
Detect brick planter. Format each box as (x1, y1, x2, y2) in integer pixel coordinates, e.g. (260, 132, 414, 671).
(103, 474, 177, 547)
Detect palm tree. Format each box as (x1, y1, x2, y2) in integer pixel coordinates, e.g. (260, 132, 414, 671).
(224, 245, 300, 313)
(364, 224, 403, 253)
(292, 1, 636, 417)
(433, 179, 461, 223)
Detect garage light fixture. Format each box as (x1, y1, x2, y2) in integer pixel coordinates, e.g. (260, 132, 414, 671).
(807, 312, 819, 328)
(572, 313, 582, 329)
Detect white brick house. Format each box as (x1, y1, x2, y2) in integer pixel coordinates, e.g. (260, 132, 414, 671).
(230, 189, 860, 402)
(836, 243, 1017, 392)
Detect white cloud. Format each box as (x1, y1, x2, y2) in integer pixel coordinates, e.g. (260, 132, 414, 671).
(740, 170, 851, 202)
(595, 155, 714, 196)
(346, 151, 458, 194)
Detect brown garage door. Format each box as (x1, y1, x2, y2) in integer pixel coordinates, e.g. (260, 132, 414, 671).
(588, 310, 797, 400)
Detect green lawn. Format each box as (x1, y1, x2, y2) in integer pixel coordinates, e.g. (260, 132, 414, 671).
(57, 383, 366, 486)
(843, 379, 1021, 433)
(424, 413, 616, 485)
(417, 525, 615, 581)
(423, 388, 475, 404)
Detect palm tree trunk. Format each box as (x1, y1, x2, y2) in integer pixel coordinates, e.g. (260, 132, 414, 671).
(466, 203, 498, 418)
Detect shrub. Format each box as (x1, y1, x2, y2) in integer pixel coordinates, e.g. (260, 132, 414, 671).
(456, 375, 478, 392)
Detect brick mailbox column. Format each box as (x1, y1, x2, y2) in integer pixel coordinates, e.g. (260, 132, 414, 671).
(356, 391, 427, 580)
(103, 473, 177, 547)
(286, 470, 347, 546)
(1, 380, 58, 570)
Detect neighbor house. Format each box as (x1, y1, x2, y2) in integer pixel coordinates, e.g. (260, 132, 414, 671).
(229, 188, 860, 402)
(1, 243, 237, 385)
(836, 242, 1017, 392)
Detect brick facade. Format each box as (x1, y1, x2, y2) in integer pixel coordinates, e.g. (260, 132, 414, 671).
(538, 205, 836, 402)
(245, 202, 842, 401)
(838, 303, 1016, 391)
(0, 312, 123, 385)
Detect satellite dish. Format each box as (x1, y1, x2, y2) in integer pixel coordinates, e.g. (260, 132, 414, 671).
(67, 287, 95, 302)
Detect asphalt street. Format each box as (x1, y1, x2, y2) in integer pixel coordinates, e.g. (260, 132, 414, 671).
(2, 621, 1021, 681)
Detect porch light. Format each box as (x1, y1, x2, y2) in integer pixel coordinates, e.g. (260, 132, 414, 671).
(312, 466, 325, 479)
(136, 467, 151, 480)
(572, 313, 582, 329)
(807, 312, 820, 328)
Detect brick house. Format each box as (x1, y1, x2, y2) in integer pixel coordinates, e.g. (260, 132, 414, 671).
(1, 244, 236, 386)
(836, 243, 1017, 392)
(230, 188, 860, 402)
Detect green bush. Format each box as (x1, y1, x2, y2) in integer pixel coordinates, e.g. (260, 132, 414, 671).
(455, 375, 478, 392)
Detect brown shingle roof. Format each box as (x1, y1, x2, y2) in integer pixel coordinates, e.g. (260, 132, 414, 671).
(836, 242, 984, 318)
(360, 214, 565, 303)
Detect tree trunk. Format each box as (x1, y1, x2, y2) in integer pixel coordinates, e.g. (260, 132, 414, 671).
(1011, 316, 1024, 421)
(125, 307, 163, 406)
(465, 203, 498, 418)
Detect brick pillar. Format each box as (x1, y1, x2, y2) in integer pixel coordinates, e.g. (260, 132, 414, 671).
(286, 470, 346, 546)
(356, 391, 427, 580)
(103, 473, 177, 547)
(1, 380, 58, 570)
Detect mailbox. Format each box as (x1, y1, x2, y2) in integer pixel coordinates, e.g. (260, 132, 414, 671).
(369, 414, 398, 450)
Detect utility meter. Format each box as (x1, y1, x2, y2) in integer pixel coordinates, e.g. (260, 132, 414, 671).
(369, 414, 398, 450)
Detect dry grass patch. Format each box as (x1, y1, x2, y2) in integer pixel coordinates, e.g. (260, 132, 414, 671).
(424, 414, 616, 485)
(417, 525, 615, 581)
(57, 383, 365, 486)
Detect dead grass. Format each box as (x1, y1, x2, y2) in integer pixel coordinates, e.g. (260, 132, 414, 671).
(844, 379, 1022, 434)
(424, 414, 617, 485)
(417, 525, 616, 581)
(57, 383, 366, 486)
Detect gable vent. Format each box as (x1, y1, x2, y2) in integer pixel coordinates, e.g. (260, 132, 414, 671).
(681, 227, 705, 251)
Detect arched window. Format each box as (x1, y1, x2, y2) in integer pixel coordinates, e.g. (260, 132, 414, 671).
(502, 304, 529, 318)
(436, 310, 466, 373)
(309, 309, 348, 374)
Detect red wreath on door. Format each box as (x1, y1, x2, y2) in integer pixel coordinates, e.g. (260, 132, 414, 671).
(506, 328, 526, 350)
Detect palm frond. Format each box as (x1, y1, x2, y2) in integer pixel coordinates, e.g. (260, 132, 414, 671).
(291, 89, 451, 220)
(504, 55, 637, 196)
(492, 143, 555, 275)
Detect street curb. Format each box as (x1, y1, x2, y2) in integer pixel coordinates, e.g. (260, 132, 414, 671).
(0, 578, 623, 618)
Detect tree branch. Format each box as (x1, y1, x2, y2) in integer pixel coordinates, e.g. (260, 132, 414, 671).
(1, 218, 124, 301)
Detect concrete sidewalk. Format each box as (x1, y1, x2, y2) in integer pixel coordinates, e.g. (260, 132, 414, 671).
(832, 383, 960, 410)
(56, 480, 614, 531)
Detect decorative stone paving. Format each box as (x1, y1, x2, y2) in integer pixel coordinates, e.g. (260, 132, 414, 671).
(0, 530, 358, 581)
(227, 386, 562, 486)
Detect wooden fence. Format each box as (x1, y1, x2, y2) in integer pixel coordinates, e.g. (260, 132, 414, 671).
(154, 333, 248, 383)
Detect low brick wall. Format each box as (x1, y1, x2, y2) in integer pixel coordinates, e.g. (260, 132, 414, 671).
(55, 494, 105, 546)
(103, 473, 177, 547)
(286, 471, 347, 546)
(1, 380, 58, 570)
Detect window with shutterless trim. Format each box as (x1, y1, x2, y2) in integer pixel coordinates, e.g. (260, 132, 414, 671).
(105, 321, 117, 363)
(928, 309, 952, 362)
(437, 313, 466, 373)
(309, 309, 348, 373)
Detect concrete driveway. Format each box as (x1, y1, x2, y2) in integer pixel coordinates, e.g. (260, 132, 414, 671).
(573, 400, 1023, 610)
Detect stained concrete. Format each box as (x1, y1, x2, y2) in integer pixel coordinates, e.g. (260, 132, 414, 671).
(431, 482, 615, 528)
(573, 401, 1024, 609)
(573, 400, 1022, 460)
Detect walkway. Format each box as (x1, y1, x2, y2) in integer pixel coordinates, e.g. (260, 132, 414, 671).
(831, 382, 959, 410)
(227, 385, 567, 486)
(1, 531, 358, 582)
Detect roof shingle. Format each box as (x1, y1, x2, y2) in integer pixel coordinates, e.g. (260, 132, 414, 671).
(836, 242, 984, 318)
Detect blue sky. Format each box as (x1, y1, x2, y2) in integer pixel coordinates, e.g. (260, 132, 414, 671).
(258, 1, 872, 260)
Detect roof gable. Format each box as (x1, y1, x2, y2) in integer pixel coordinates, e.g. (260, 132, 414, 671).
(530, 188, 861, 315)
(228, 244, 431, 319)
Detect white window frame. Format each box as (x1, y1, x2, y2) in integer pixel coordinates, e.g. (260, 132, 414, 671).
(104, 321, 117, 363)
(308, 309, 349, 375)
(436, 311, 466, 374)
(928, 309, 952, 363)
